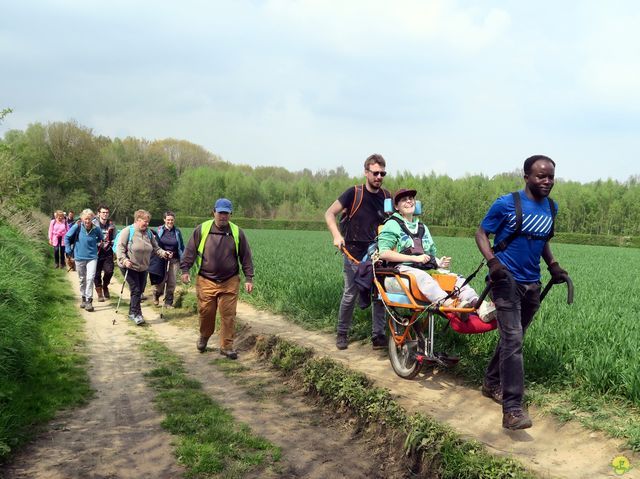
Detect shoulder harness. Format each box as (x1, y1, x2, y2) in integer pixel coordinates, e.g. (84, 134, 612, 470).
(493, 191, 556, 253)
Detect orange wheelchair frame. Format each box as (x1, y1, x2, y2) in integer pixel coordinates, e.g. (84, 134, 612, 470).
(373, 263, 492, 379)
(373, 262, 574, 380)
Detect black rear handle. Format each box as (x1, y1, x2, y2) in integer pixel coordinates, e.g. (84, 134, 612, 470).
(541, 276, 574, 304)
(474, 282, 492, 309)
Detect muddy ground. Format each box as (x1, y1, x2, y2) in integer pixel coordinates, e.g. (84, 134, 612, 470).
(1, 273, 638, 479)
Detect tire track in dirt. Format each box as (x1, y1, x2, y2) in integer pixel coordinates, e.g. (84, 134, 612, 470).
(148, 322, 405, 478)
(0, 276, 185, 479)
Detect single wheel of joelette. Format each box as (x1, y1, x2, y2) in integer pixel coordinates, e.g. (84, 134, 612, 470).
(388, 328, 422, 379)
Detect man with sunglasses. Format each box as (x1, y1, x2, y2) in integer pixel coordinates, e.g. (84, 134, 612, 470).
(324, 154, 391, 350)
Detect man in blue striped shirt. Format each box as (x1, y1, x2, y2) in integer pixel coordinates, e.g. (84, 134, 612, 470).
(475, 155, 569, 430)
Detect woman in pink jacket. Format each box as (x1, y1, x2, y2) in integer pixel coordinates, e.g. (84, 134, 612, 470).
(49, 210, 69, 268)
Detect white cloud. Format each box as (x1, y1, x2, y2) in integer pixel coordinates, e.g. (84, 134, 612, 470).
(264, 0, 510, 54)
(580, 11, 640, 110)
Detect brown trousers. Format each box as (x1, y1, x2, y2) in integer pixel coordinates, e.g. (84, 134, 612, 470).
(196, 275, 240, 349)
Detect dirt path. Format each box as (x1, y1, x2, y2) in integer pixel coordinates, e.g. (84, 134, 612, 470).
(0, 279, 185, 479)
(1, 274, 405, 479)
(2, 273, 637, 478)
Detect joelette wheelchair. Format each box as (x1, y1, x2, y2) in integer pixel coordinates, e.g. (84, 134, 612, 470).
(371, 198, 496, 379)
(373, 262, 494, 379)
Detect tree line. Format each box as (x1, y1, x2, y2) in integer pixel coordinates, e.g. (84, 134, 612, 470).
(2, 119, 639, 235)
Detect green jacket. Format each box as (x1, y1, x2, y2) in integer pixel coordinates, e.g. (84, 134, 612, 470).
(377, 212, 437, 265)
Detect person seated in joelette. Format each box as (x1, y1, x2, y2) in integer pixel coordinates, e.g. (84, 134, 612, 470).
(377, 188, 495, 320)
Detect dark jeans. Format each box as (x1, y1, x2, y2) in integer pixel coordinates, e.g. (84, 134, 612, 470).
(484, 274, 541, 413)
(94, 253, 114, 288)
(120, 268, 147, 316)
(53, 245, 65, 267)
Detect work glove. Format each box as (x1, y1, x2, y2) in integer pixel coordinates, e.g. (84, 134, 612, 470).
(488, 258, 508, 282)
(548, 262, 569, 284)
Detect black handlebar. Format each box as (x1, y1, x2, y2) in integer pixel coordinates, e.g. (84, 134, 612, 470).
(541, 276, 574, 304)
(474, 275, 574, 309)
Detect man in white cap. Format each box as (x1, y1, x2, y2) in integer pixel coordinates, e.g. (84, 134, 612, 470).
(180, 198, 254, 359)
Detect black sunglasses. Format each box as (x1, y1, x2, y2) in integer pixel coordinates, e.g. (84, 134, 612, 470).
(367, 170, 387, 177)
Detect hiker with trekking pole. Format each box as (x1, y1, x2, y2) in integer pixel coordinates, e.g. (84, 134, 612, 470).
(149, 211, 185, 311)
(476, 155, 572, 431)
(324, 153, 391, 351)
(64, 209, 103, 312)
(115, 209, 172, 326)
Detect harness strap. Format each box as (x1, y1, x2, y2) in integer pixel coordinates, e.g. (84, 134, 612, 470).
(493, 192, 556, 253)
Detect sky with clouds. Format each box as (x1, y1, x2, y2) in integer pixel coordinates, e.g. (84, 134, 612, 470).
(2, 0, 639, 183)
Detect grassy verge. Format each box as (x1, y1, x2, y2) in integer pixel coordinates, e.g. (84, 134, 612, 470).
(0, 221, 91, 462)
(526, 384, 640, 450)
(255, 335, 536, 479)
(134, 331, 282, 478)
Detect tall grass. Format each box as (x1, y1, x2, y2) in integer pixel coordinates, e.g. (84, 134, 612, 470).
(0, 220, 91, 462)
(238, 229, 640, 406)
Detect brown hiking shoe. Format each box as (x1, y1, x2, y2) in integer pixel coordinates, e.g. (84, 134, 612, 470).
(196, 336, 208, 353)
(96, 286, 105, 302)
(481, 383, 503, 404)
(220, 349, 238, 360)
(502, 410, 532, 430)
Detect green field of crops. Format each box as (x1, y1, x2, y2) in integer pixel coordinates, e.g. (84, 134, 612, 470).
(177, 226, 640, 406)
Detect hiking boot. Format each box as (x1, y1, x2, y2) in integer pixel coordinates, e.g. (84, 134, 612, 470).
(80, 296, 87, 309)
(196, 336, 209, 353)
(134, 314, 145, 326)
(481, 383, 503, 404)
(336, 333, 349, 350)
(95, 286, 105, 302)
(502, 409, 532, 430)
(84, 299, 95, 312)
(220, 349, 238, 360)
(372, 334, 387, 350)
(128, 314, 137, 322)
(103, 285, 110, 299)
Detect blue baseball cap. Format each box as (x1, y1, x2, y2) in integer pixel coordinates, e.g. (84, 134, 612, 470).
(214, 198, 233, 213)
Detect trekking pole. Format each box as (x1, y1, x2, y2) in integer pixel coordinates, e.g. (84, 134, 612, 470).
(160, 259, 171, 319)
(115, 268, 129, 315)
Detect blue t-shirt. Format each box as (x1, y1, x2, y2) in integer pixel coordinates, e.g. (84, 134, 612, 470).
(481, 190, 557, 283)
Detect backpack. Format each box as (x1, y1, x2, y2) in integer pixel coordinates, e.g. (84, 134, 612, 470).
(492, 191, 557, 253)
(339, 184, 391, 235)
(112, 225, 153, 256)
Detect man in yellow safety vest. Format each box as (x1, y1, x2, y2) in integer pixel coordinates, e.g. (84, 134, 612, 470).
(180, 198, 254, 359)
